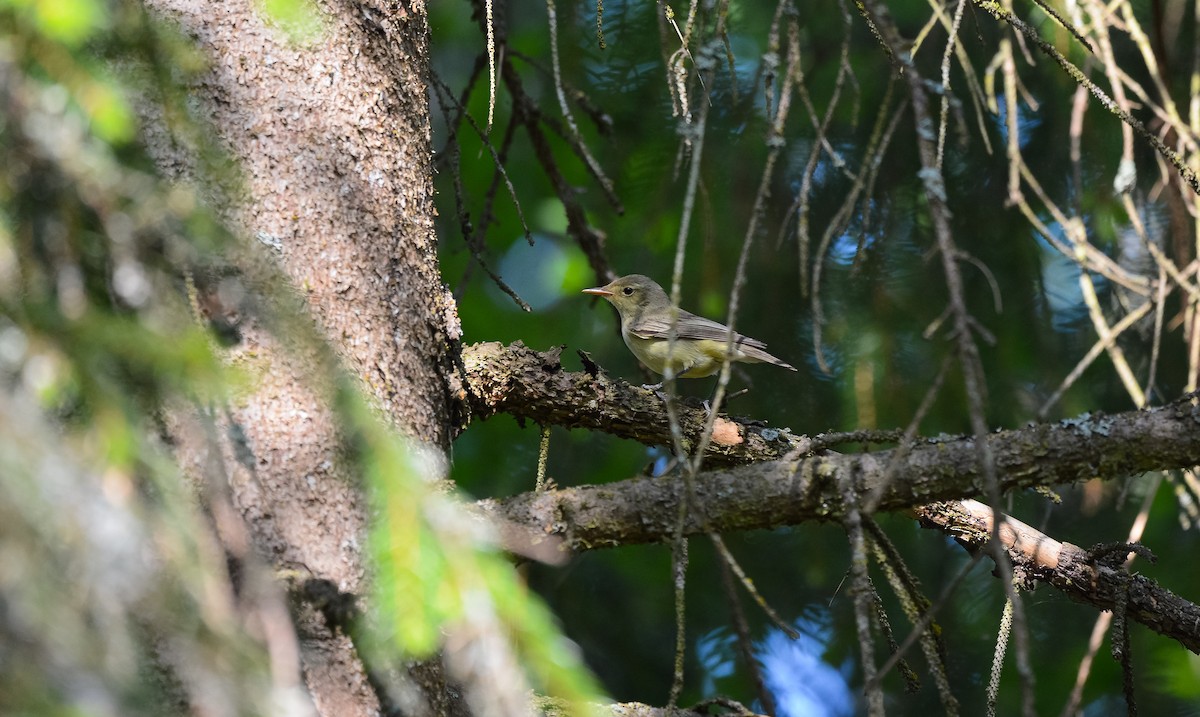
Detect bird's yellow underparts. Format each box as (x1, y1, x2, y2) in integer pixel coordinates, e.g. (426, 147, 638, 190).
(582, 274, 797, 379)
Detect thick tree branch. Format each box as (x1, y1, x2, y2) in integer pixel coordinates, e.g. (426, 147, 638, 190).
(915, 500, 1200, 653)
(476, 407, 1200, 652)
(457, 341, 805, 464)
(481, 398, 1200, 550)
(461, 344, 1200, 493)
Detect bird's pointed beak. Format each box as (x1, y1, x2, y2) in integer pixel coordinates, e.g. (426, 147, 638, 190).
(582, 286, 613, 297)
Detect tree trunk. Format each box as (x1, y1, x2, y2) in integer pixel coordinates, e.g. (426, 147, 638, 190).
(140, 1, 456, 714)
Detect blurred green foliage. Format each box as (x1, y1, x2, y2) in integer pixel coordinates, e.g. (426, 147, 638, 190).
(5, 0, 110, 46)
(0, 1, 281, 712)
(364, 402, 604, 709)
(1, 0, 606, 714)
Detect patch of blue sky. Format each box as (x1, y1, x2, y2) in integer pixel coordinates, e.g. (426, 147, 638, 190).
(1035, 223, 1108, 333)
(758, 611, 856, 717)
(828, 229, 876, 266)
(648, 448, 673, 477)
(695, 607, 855, 717)
(492, 233, 574, 311)
(696, 628, 739, 697)
(785, 141, 830, 189)
(784, 139, 861, 196)
(993, 92, 1042, 149)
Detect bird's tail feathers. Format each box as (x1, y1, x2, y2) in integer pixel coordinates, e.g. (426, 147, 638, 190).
(742, 345, 798, 371)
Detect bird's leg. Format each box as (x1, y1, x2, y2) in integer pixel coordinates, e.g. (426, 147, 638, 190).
(643, 366, 677, 392)
(701, 385, 717, 415)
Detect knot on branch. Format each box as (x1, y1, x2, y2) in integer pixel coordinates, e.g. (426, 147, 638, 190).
(459, 340, 565, 412)
(1087, 541, 1157, 568)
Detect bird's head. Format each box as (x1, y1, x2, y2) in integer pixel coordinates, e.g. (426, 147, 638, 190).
(581, 274, 668, 318)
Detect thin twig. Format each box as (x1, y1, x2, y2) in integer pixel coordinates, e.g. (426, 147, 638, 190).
(860, 2, 1038, 712)
(429, 78, 532, 312)
(936, 0, 969, 171)
(710, 534, 799, 640)
(865, 354, 953, 513)
(975, 0, 1200, 194)
(868, 546, 983, 702)
(714, 536, 778, 716)
(546, 0, 623, 213)
(841, 471, 884, 716)
(1058, 473, 1163, 717)
(1036, 299, 1155, 418)
(535, 425, 551, 491)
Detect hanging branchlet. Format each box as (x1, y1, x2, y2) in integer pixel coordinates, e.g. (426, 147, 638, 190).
(986, 597, 1015, 717)
(713, 538, 778, 715)
(667, 534, 689, 711)
(546, 0, 622, 213)
(1111, 575, 1139, 715)
(535, 425, 551, 491)
(710, 533, 800, 639)
(869, 578, 921, 693)
(595, 0, 606, 49)
(839, 468, 885, 716)
(485, 0, 496, 133)
(867, 522, 958, 704)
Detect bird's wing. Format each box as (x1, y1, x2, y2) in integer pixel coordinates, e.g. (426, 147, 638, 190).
(628, 310, 770, 349)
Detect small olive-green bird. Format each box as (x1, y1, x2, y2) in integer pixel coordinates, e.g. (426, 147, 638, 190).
(582, 274, 797, 379)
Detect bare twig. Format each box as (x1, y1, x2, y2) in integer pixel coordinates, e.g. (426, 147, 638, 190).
(710, 534, 799, 640)
(714, 536, 779, 716)
(858, 1, 1037, 711)
(975, 0, 1200, 194)
(1058, 473, 1163, 717)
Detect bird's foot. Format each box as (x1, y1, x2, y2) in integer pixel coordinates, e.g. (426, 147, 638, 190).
(641, 382, 664, 391)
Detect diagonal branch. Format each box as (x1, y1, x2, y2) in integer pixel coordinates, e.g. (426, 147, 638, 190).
(914, 500, 1200, 654)
(477, 426, 1200, 653)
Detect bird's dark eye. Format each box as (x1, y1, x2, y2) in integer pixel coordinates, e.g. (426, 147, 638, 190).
(622, 287, 634, 296)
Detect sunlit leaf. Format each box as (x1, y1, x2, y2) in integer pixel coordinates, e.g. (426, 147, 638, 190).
(364, 412, 605, 711)
(24, 0, 108, 46)
(255, 0, 322, 45)
(80, 78, 135, 143)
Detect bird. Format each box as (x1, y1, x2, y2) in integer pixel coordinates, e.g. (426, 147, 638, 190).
(582, 274, 797, 381)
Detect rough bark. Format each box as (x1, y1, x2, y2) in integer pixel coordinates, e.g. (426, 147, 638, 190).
(459, 341, 805, 463)
(915, 500, 1200, 653)
(482, 395, 1200, 549)
(141, 1, 456, 714)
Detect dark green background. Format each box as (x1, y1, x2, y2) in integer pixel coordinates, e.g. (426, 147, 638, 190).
(430, 1, 1200, 714)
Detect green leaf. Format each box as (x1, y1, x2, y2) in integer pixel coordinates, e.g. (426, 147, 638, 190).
(363, 410, 605, 710)
(13, 0, 109, 46)
(255, 0, 323, 45)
